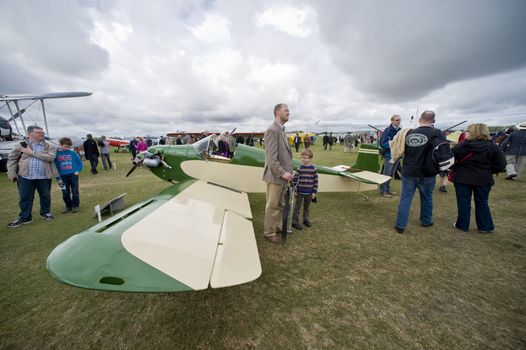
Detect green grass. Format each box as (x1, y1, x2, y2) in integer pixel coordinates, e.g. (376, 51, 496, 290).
(1, 143, 525, 349)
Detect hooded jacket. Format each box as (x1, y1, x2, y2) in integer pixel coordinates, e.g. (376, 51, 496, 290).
(452, 140, 506, 186)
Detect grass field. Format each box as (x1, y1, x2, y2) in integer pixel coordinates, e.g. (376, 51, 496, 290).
(1, 143, 525, 349)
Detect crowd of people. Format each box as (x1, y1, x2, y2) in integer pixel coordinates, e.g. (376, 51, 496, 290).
(262, 104, 525, 243)
(5, 109, 525, 236)
(5, 131, 132, 227)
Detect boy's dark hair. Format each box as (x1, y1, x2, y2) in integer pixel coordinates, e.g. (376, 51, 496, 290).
(59, 137, 73, 146)
(301, 149, 313, 158)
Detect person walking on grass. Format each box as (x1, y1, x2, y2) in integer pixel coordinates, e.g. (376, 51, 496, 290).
(7, 125, 56, 228)
(263, 103, 293, 244)
(54, 137, 83, 214)
(83, 134, 99, 174)
(293, 133, 302, 152)
(291, 149, 318, 230)
(98, 135, 113, 170)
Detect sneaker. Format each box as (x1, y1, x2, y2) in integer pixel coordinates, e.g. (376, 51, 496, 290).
(421, 222, 434, 228)
(303, 221, 312, 227)
(292, 223, 303, 230)
(7, 218, 33, 228)
(478, 230, 493, 234)
(72, 207, 79, 213)
(505, 174, 517, 180)
(40, 213, 54, 220)
(439, 185, 447, 193)
(62, 208, 72, 214)
(387, 191, 397, 196)
(381, 193, 393, 198)
(395, 226, 404, 234)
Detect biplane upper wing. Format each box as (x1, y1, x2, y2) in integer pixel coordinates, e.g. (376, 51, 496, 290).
(0, 92, 92, 101)
(47, 179, 261, 292)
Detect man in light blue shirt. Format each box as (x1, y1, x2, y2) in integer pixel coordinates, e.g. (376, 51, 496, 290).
(7, 125, 57, 228)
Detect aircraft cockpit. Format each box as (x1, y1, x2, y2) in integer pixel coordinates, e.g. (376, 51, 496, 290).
(192, 135, 232, 162)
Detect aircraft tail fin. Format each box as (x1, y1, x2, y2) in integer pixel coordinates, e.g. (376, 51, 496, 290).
(350, 144, 381, 173)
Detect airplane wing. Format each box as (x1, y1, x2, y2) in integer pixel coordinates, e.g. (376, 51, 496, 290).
(0, 92, 92, 101)
(46, 179, 262, 292)
(337, 170, 391, 185)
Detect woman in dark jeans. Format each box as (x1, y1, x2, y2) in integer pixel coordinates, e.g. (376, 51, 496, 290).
(451, 123, 506, 233)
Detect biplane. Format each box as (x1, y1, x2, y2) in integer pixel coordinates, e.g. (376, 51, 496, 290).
(107, 137, 130, 152)
(0, 92, 92, 171)
(47, 133, 390, 293)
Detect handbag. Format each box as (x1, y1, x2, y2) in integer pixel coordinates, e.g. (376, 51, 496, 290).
(447, 152, 474, 182)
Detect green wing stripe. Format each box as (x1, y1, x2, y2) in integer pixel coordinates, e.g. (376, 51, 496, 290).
(46, 180, 196, 292)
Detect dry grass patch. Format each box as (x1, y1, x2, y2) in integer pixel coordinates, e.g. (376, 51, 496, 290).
(1, 144, 525, 349)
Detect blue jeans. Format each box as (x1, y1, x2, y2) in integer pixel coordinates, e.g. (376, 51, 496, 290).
(379, 158, 400, 194)
(17, 177, 52, 221)
(61, 173, 80, 209)
(454, 183, 494, 232)
(395, 176, 436, 229)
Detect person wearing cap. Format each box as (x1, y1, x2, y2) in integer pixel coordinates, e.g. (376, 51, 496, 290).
(500, 121, 526, 180)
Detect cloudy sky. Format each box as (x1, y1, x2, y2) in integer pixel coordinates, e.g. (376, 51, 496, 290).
(1, 0, 526, 137)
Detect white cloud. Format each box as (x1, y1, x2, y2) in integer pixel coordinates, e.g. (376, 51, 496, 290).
(192, 48, 243, 84)
(247, 60, 298, 84)
(190, 14, 231, 43)
(1, 0, 525, 138)
(255, 5, 316, 38)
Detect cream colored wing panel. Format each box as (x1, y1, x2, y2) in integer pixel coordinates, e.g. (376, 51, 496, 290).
(338, 171, 392, 185)
(317, 173, 377, 192)
(121, 180, 253, 291)
(181, 160, 266, 193)
(210, 211, 262, 288)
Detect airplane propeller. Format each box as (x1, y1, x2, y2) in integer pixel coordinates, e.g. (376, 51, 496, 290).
(125, 158, 144, 177)
(126, 151, 171, 177)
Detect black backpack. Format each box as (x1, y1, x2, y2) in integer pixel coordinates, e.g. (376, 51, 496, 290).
(424, 132, 454, 176)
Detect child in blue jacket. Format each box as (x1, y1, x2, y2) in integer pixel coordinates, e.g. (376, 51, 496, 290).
(54, 137, 83, 213)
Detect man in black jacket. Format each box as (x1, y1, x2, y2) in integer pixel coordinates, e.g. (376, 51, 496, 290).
(394, 111, 445, 233)
(83, 134, 100, 174)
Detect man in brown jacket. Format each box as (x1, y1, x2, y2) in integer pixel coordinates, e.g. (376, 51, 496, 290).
(262, 103, 293, 243)
(7, 125, 57, 228)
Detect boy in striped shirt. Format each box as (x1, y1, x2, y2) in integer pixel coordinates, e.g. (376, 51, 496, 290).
(291, 149, 318, 230)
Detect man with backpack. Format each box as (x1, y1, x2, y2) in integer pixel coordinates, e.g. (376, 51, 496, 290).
(394, 111, 452, 234)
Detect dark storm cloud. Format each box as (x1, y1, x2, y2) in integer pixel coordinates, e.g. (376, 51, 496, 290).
(0, 0, 109, 83)
(315, 0, 526, 101)
(0, 59, 47, 93)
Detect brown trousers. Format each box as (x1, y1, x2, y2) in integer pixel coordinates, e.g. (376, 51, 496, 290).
(264, 182, 285, 237)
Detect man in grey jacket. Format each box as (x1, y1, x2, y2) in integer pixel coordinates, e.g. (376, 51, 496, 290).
(262, 103, 293, 243)
(7, 125, 57, 227)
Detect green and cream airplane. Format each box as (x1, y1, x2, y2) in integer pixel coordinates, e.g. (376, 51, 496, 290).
(47, 136, 389, 292)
